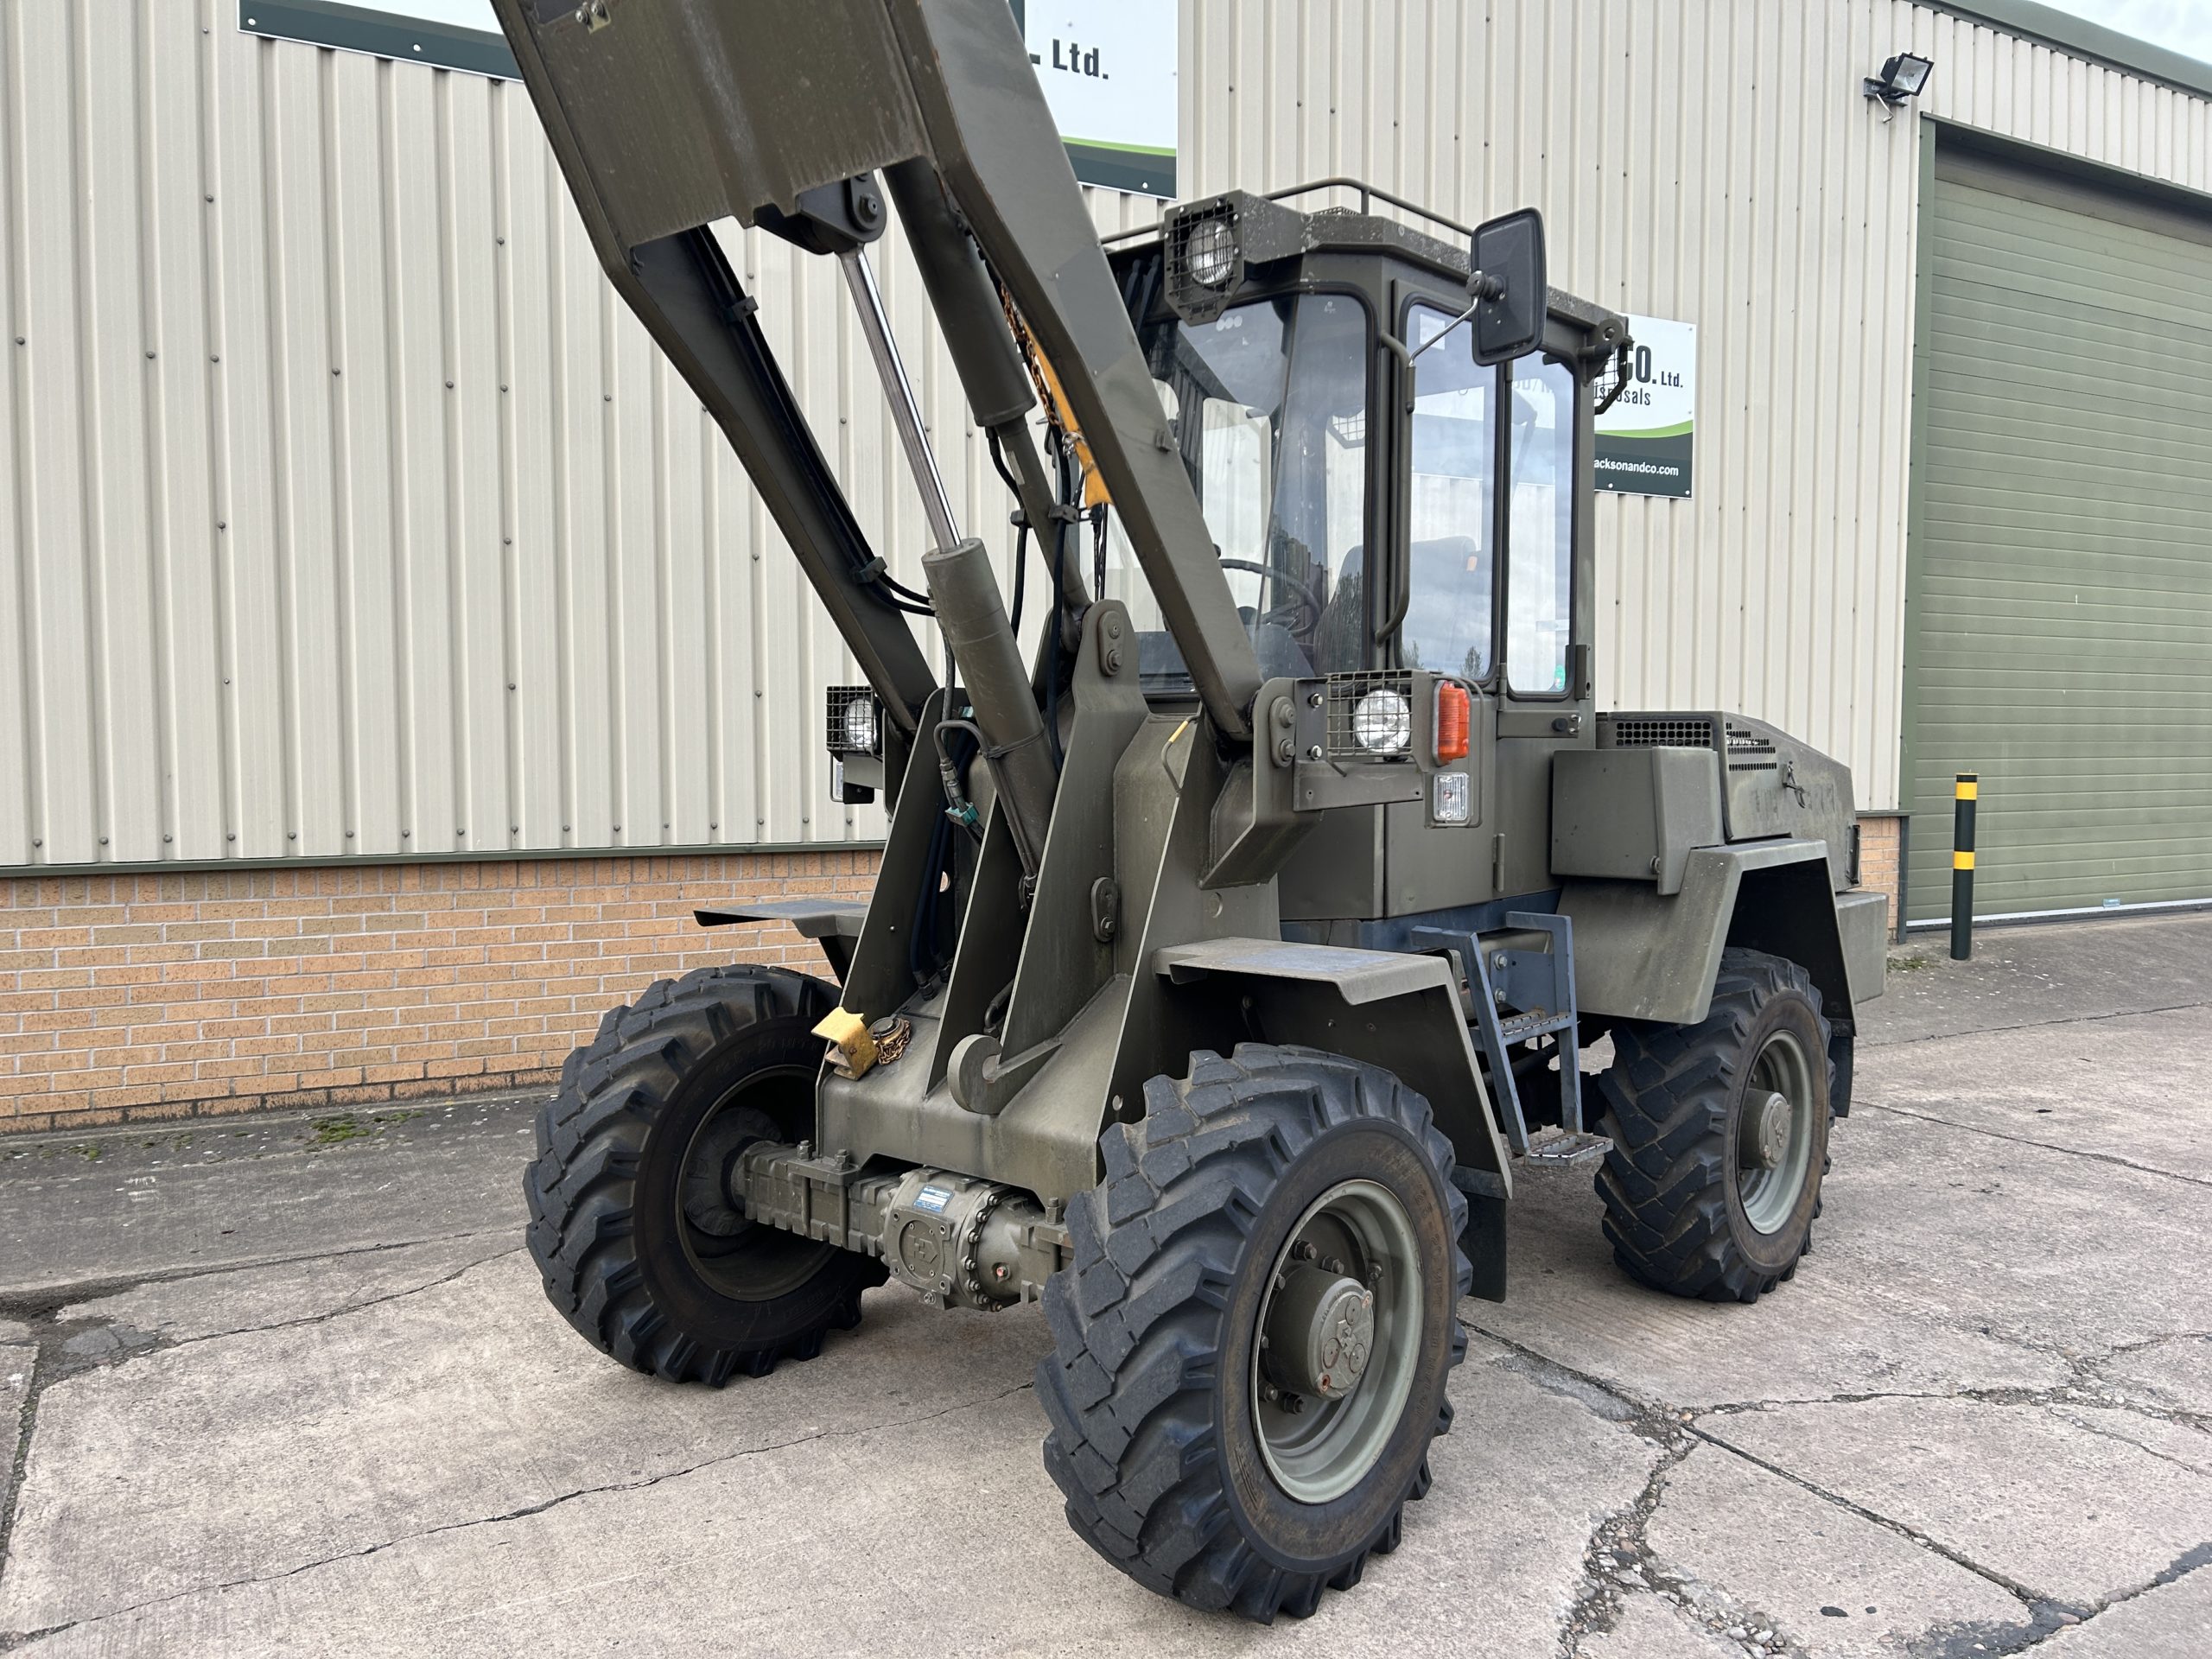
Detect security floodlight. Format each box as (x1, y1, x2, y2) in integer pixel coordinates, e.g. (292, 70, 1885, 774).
(1865, 53, 1934, 105)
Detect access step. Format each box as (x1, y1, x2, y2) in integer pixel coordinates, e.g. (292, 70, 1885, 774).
(1520, 1127, 1611, 1168)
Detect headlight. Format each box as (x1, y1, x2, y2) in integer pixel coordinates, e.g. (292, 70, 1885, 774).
(1352, 689, 1411, 754)
(1185, 216, 1236, 289)
(842, 696, 880, 755)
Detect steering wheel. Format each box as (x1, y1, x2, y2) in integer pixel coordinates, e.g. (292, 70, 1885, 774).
(1218, 558, 1321, 638)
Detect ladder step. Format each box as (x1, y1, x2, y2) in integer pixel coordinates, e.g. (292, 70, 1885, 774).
(1521, 1127, 1612, 1168)
(1497, 1012, 1577, 1041)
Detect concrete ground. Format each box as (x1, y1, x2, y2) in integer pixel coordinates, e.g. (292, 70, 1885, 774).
(2, 913, 2210, 1657)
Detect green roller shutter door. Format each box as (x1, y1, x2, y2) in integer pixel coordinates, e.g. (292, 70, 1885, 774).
(1907, 150, 2212, 921)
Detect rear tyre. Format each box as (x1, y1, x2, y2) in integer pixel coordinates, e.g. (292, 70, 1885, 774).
(1036, 1046, 1471, 1621)
(524, 964, 887, 1383)
(1593, 948, 1833, 1303)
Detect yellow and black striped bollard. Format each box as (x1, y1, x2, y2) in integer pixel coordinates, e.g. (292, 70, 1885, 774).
(1950, 773, 1978, 962)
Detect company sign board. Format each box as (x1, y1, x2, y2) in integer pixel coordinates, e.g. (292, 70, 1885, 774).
(239, 2, 1181, 200)
(1011, 2, 1180, 197)
(1594, 315, 1697, 499)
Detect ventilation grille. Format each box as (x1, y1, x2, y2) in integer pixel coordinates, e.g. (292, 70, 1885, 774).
(1324, 671, 1416, 760)
(1610, 717, 1713, 749)
(1725, 721, 1778, 770)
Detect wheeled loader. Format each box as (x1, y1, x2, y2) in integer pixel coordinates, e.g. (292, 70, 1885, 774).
(492, 0, 1888, 1620)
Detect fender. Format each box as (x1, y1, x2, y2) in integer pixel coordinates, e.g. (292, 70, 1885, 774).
(1561, 839, 1885, 1029)
(1151, 938, 1513, 1196)
(696, 899, 868, 980)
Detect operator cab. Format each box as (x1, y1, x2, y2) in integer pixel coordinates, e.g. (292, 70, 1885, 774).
(1103, 186, 1630, 916)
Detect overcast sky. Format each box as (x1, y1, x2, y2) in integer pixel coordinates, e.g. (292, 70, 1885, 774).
(2032, 0, 2212, 63)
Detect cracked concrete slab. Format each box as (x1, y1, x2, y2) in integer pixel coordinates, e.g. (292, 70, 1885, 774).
(2, 1344, 30, 1532)
(2048, 1403, 2212, 1479)
(2100, 1335, 2212, 1418)
(2025, 1565, 2212, 1657)
(1471, 1166, 2068, 1408)
(1578, 1592, 1761, 1659)
(1643, 1440, 2029, 1656)
(0, 1257, 1046, 1634)
(1855, 1010, 2212, 1184)
(57, 1231, 520, 1345)
(1702, 1395, 2212, 1609)
(1811, 1103, 2212, 1355)
(7, 1344, 1656, 1656)
(0, 1095, 542, 1299)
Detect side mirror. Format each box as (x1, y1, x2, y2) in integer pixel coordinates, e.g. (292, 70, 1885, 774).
(1470, 207, 1548, 365)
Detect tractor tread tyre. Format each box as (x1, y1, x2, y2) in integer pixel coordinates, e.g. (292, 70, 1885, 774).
(524, 963, 884, 1385)
(1594, 948, 1834, 1305)
(1036, 1045, 1471, 1623)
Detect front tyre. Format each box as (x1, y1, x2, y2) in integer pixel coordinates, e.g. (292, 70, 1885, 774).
(524, 964, 887, 1384)
(1036, 1046, 1471, 1621)
(1594, 948, 1834, 1303)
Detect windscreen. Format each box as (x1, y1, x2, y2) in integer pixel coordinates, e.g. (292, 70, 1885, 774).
(1099, 292, 1373, 690)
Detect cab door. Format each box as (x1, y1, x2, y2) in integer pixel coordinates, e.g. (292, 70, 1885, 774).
(1491, 352, 1594, 899)
(1381, 294, 1502, 913)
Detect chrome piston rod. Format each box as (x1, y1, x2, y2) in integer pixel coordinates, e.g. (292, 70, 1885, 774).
(838, 248, 961, 552)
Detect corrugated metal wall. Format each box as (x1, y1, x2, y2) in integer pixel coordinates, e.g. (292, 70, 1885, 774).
(2, 0, 2208, 869)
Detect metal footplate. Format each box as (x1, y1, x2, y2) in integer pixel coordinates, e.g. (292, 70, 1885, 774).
(1412, 912, 1587, 1159)
(1522, 1126, 1611, 1167)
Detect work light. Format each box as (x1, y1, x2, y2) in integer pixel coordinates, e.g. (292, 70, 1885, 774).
(1352, 689, 1412, 754)
(825, 685, 884, 757)
(842, 696, 880, 755)
(1185, 216, 1237, 289)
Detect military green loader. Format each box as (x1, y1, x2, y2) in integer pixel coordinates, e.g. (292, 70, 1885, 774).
(493, 0, 1886, 1620)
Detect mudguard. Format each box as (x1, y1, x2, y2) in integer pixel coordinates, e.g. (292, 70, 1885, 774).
(1562, 840, 1884, 1029)
(1152, 938, 1514, 1198)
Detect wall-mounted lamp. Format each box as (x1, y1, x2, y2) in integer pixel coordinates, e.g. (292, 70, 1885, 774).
(1864, 53, 1935, 106)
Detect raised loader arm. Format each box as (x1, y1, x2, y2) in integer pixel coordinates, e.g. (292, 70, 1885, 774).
(488, 0, 1262, 743)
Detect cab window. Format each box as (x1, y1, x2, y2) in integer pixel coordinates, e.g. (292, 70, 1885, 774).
(1504, 356, 1576, 696)
(1404, 302, 1497, 682)
(1108, 291, 1372, 688)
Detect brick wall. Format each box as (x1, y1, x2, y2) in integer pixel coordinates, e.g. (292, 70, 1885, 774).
(0, 851, 880, 1135)
(1857, 814, 1904, 937)
(3, 823, 1908, 1136)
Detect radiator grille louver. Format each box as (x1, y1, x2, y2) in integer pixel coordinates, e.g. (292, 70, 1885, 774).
(1609, 717, 1713, 749)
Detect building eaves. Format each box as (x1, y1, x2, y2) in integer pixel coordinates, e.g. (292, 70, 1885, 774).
(1924, 0, 2212, 102)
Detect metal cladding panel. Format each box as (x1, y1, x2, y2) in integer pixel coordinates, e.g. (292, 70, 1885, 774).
(1183, 0, 2211, 816)
(1, 2, 2208, 871)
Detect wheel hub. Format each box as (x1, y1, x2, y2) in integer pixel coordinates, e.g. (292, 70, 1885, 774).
(1250, 1179, 1424, 1505)
(1264, 1268, 1374, 1401)
(1739, 1090, 1793, 1172)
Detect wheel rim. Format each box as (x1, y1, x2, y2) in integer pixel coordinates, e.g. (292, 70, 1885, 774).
(1736, 1031, 1816, 1235)
(675, 1062, 836, 1300)
(1251, 1179, 1424, 1504)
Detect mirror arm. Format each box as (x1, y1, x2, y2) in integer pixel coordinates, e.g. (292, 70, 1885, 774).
(1593, 342, 1634, 416)
(1377, 326, 1417, 415)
